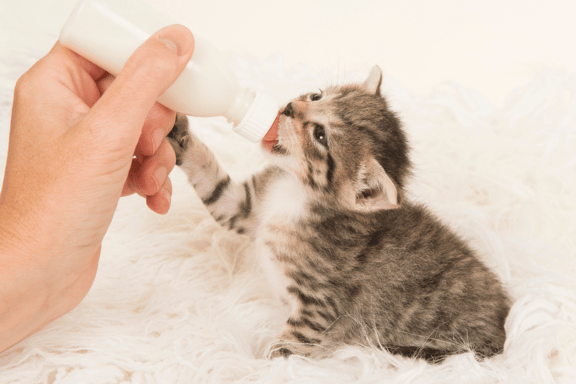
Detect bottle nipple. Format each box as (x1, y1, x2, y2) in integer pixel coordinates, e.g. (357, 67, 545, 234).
(231, 91, 279, 143)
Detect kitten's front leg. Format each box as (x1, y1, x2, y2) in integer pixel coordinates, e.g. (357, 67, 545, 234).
(168, 114, 259, 236)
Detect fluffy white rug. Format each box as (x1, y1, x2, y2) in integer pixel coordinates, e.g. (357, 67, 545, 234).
(1, 46, 576, 383)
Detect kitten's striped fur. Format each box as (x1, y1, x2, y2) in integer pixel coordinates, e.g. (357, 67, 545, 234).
(168, 66, 510, 363)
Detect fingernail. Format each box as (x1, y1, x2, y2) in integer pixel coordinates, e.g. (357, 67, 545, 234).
(162, 188, 172, 207)
(153, 128, 165, 152)
(158, 38, 178, 54)
(153, 166, 168, 191)
(157, 25, 194, 57)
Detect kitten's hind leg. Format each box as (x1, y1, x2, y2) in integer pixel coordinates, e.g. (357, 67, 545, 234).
(385, 345, 451, 364)
(268, 326, 324, 359)
(268, 307, 336, 359)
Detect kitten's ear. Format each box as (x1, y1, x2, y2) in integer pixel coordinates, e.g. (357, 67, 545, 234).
(352, 157, 399, 212)
(361, 65, 383, 96)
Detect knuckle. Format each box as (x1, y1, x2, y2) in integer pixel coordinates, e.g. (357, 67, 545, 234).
(14, 72, 35, 100)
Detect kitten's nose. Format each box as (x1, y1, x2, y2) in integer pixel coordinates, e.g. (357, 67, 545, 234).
(282, 102, 294, 118)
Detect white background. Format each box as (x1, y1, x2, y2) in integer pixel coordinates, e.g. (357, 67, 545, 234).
(1, 0, 576, 107)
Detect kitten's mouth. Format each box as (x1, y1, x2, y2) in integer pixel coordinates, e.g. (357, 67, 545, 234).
(261, 112, 286, 154)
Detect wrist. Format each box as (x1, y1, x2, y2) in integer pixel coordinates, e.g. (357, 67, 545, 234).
(0, 213, 53, 352)
(0, 204, 88, 353)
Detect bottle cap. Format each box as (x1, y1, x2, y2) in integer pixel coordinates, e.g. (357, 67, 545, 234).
(233, 91, 279, 143)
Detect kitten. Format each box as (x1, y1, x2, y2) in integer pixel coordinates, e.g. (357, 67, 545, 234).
(167, 66, 511, 363)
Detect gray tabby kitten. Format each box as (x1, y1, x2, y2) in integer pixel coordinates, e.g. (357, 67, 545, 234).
(168, 66, 511, 363)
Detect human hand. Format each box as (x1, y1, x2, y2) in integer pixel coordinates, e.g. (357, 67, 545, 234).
(0, 25, 194, 352)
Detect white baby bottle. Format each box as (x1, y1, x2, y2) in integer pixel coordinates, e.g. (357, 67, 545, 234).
(59, 0, 279, 142)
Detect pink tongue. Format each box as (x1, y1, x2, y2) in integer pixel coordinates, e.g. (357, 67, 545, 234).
(263, 112, 281, 141)
(262, 112, 281, 150)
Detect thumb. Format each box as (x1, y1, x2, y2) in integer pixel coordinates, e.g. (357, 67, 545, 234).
(83, 24, 194, 150)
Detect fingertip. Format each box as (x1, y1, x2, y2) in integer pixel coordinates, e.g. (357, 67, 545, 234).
(146, 184, 172, 215)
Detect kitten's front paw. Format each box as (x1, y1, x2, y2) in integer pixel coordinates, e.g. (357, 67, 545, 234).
(167, 113, 191, 166)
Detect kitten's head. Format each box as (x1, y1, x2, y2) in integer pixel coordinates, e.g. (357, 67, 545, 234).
(262, 65, 410, 213)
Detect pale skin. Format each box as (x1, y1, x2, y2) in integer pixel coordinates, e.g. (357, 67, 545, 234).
(0, 25, 195, 353)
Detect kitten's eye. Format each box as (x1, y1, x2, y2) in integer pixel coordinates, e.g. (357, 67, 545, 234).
(309, 91, 323, 102)
(313, 124, 328, 147)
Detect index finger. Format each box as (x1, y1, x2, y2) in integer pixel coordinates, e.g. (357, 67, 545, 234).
(51, 41, 108, 83)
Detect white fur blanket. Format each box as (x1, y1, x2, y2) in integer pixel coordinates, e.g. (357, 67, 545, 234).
(1, 42, 576, 384)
